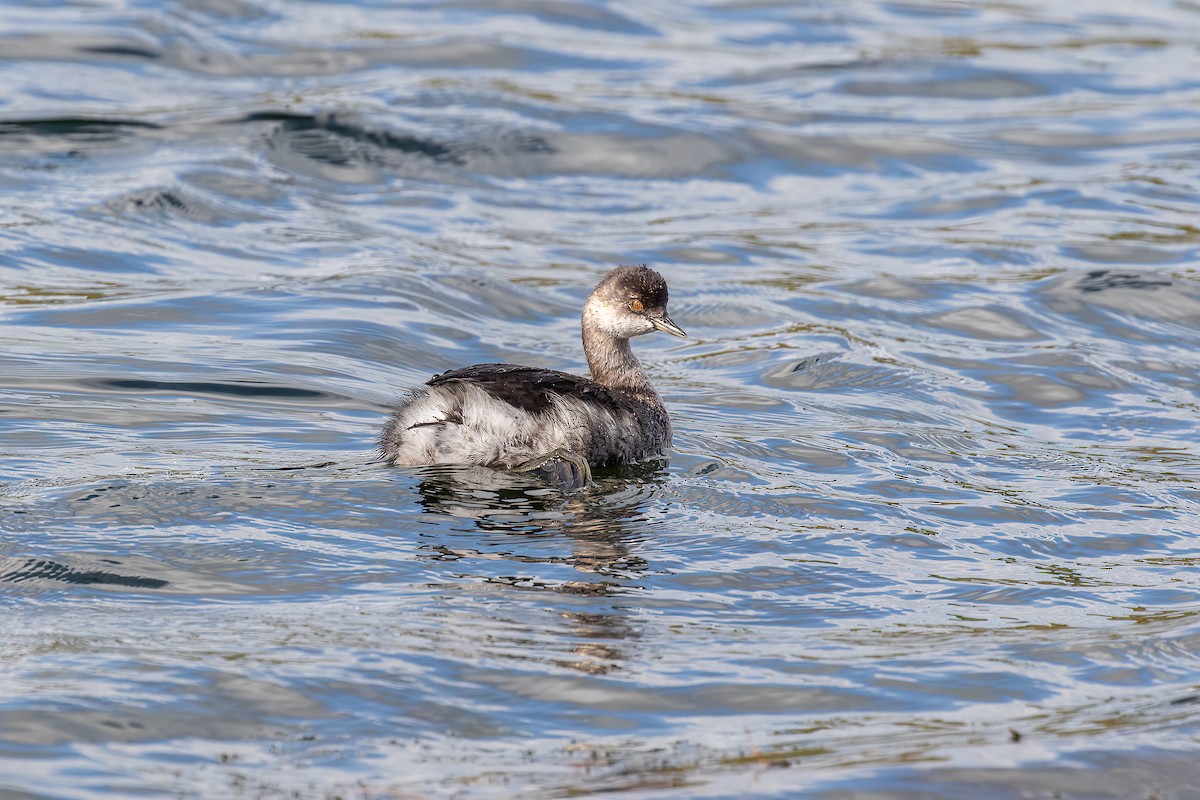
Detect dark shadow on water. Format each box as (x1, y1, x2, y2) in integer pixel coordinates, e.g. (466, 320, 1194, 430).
(94, 378, 330, 399)
(0, 117, 161, 138)
(1076, 269, 1173, 293)
(0, 556, 168, 589)
(248, 110, 463, 164)
(249, 110, 554, 173)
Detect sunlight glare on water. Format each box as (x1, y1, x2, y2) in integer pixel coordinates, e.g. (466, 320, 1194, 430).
(2, 0, 1200, 797)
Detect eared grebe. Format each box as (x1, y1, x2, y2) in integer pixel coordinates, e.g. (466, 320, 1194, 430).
(381, 265, 685, 486)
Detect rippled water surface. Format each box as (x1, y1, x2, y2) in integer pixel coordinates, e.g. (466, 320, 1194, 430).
(3, 1, 1200, 797)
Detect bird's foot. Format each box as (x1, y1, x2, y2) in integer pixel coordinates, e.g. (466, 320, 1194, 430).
(511, 448, 592, 490)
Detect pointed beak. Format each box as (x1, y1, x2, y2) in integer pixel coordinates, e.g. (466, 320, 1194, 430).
(650, 313, 687, 338)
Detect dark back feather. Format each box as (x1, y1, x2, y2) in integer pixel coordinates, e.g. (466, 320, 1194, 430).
(427, 363, 644, 416)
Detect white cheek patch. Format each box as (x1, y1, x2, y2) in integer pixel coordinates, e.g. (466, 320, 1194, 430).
(590, 302, 654, 338)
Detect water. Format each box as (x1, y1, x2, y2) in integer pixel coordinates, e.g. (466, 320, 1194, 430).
(2, 0, 1200, 797)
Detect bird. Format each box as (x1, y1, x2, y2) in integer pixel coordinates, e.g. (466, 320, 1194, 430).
(381, 265, 685, 487)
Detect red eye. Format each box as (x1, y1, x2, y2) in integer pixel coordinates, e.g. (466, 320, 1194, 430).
(629, 299, 644, 312)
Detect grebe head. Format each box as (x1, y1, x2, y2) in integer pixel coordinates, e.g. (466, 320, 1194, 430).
(584, 265, 687, 341)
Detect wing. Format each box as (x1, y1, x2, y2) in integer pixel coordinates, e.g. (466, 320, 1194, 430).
(427, 363, 634, 416)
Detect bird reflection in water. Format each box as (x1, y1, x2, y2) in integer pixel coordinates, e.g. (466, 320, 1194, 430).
(412, 462, 667, 674)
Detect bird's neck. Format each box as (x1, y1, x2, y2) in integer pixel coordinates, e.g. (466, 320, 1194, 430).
(582, 323, 655, 396)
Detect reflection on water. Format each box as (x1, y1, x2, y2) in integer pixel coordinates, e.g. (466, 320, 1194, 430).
(3, 0, 1200, 796)
(415, 468, 658, 675)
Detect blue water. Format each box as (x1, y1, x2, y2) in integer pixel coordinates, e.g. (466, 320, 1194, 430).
(2, 1, 1200, 797)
